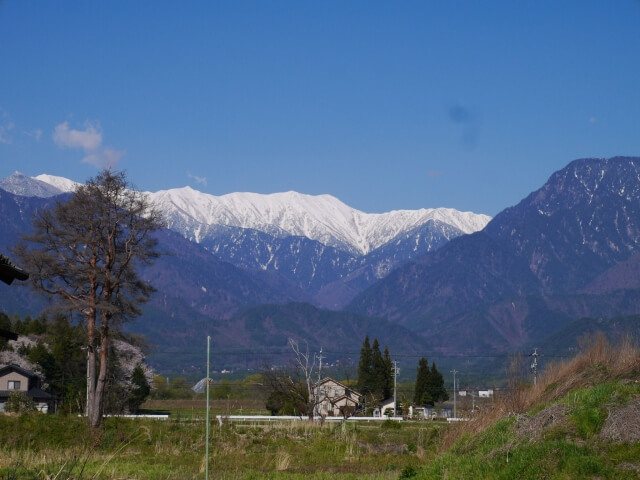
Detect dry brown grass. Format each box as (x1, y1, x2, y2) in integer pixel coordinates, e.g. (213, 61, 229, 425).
(532, 333, 639, 405)
(440, 333, 640, 451)
(513, 403, 569, 442)
(599, 397, 640, 443)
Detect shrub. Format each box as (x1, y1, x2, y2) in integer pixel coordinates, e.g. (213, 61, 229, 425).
(5, 391, 36, 414)
(399, 464, 419, 479)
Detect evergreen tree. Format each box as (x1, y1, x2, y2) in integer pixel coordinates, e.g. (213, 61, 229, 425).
(426, 362, 449, 403)
(47, 315, 87, 412)
(21, 314, 88, 414)
(357, 336, 373, 395)
(0, 312, 11, 351)
(128, 364, 151, 413)
(371, 338, 386, 398)
(413, 357, 432, 406)
(382, 346, 393, 400)
(358, 336, 394, 400)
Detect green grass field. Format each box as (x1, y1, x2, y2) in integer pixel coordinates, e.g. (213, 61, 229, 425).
(2, 335, 639, 479)
(0, 408, 445, 479)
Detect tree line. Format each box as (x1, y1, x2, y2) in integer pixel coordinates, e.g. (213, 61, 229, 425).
(4, 168, 449, 422)
(3, 169, 163, 426)
(264, 336, 449, 416)
(0, 311, 151, 414)
(357, 336, 448, 409)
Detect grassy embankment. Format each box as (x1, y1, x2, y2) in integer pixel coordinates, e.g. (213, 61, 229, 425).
(406, 334, 640, 479)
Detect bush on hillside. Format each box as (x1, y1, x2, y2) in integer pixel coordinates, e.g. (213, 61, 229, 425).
(4, 391, 36, 414)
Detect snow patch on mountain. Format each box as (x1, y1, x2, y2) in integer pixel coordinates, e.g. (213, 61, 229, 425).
(33, 174, 80, 193)
(33, 174, 491, 255)
(0, 172, 64, 198)
(149, 187, 490, 255)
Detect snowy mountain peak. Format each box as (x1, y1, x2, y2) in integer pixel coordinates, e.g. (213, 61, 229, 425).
(29, 172, 491, 255)
(149, 186, 491, 255)
(0, 171, 64, 198)
(33, 174, 79, 193)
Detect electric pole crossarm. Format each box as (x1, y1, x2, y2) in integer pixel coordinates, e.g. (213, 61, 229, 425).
(450, 369, 458, 419)
(391, 361, 399, 417)
(529, 348, 542, 386)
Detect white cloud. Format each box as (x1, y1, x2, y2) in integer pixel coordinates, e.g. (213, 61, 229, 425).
(0, 123, 13, 144)
(188, 171, 207, 186)
(82, 147, 126, 169)
(24, 129, 43, 142)
(52, 120, 124, 168)
(0, 109, 14, 144)
(0, 108, 43, 144)
(53, 121, 102, 150)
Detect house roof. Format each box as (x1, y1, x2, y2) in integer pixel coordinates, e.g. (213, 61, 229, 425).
(0, 364, 56, 402)
(0, 388, 56, 400)
(0, 254, 29, 285)
(0, 363, 43, 380)
(330, 394, 359, 406)
(313, 377, 362, 397)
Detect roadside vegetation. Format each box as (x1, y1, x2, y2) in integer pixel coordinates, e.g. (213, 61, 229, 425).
(0, 412, 446, 479)
(407, 333, 640, 479)
(1, 333, 639, 479)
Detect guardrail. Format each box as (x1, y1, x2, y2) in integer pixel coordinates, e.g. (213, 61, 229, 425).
(104, 414, 170, 420)
(215, 415, 404, 425)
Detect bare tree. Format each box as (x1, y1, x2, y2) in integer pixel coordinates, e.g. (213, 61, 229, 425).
(14, 170, 164, 427)
(288, 338, 317, 418)
(263, 338, 327, 420)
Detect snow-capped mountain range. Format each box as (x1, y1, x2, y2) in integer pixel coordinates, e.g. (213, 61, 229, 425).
(150, 186, 489, 255)
(2, 171, 490, 256)
(1, 171, 490, 307)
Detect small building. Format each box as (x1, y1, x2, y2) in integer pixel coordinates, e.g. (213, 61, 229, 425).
(0, 364, 57, 413)
(478, 389, 494, 398)
(379, 398, 397, 417)
(313, 377, 362, 417)
(422, 405, 452, 419)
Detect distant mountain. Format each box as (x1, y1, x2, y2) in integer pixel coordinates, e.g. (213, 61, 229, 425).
(132, 302, 432, 374)
(149, 188, 489, 306)
(31, 173, 490, 307)
(4, 158, 640, 372)
(348, 157, 640, 352)
(148, 186, 489, 255)
(0, 184, 425, 373)
(0, 186, 307, 334)
(0, 172, 64, 198)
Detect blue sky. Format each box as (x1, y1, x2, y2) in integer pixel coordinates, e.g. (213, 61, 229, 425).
(1, 1, 639, 216)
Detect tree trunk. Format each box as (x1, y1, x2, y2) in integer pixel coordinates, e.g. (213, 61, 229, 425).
(87, 347, 97, 425)
(88, 326, 110, 427)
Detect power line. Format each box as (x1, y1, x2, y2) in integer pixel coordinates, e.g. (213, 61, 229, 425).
(148, 347, 571, 359)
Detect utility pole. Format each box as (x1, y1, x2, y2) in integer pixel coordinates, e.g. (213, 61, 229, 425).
(317, 347, 324, 384)
(450, 369, 458, 419)
(206, 336, 211, 480)
(530, 348, 541, 386)
(315, 347, 324, 418)
(391, 361, 399, 417)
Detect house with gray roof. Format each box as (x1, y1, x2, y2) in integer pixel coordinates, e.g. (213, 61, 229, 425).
(0, 363, 57, 413)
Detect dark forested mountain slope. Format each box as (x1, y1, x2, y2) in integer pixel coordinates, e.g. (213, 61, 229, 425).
(348, 157, 640, 351)
(0, 188, 308, 323)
